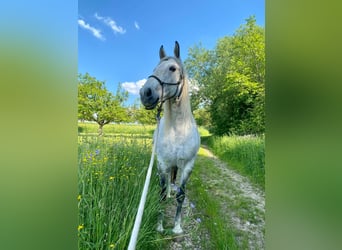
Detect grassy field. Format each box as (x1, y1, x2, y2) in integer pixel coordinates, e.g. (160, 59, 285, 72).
(78, 122, 156, 136)
(78, 122, 210, 138)
(78, 135, 164, 249)
(78, 122, 265, 249)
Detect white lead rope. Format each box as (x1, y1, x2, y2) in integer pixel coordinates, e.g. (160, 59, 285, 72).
(127, 119, 160, 250)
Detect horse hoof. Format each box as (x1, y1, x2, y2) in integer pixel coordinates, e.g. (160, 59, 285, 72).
(172, 226, 183, 235)
(156, 225, 164, 233)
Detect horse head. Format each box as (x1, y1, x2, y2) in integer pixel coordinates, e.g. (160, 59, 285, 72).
(140, 41, 184, 110)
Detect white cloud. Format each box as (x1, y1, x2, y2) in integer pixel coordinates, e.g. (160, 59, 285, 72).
(122, 79, 146, 95)
(78, 19, 105, 40)
(94, 13, 126, 34)
(134, 21, 140, 30)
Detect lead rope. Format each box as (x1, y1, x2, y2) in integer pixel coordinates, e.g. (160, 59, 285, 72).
(127, 110, 161, 250)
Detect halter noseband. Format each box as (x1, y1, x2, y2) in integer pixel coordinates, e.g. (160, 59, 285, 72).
(147, 73, 184, 119)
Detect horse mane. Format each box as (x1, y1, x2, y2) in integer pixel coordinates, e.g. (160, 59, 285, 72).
(178, 72, 192, 119)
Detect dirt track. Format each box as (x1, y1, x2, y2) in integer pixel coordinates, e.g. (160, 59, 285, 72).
(164, 146, 265, 249)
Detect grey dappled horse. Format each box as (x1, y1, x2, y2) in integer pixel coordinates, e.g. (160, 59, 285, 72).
(140, 41, 200, 234)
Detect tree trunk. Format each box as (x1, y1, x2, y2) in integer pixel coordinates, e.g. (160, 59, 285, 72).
(98, 124, 103, 136)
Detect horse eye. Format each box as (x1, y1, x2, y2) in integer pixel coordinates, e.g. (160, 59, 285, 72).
(169, 66, 176, 72)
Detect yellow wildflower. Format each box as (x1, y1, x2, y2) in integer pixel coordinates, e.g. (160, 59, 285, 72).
(109, 243, 115, 248)
(77, 194, 81, 201)
(109, 176, 114, 180)
(78, 224, 84, 231)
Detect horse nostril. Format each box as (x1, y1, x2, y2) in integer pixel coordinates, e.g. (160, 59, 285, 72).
(145, 88, 152, 97)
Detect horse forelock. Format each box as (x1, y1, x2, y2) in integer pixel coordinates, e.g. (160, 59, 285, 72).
(157, 56, 182, 69)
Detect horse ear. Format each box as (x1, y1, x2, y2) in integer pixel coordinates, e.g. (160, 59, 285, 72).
(174, 41, 180, 58)
(159, 45, 166, 59)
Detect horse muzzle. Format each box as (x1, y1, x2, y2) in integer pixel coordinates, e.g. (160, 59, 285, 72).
(140, 87, 160, 110)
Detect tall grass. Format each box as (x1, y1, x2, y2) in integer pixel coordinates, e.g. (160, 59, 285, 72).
(78, 135, 164, 249)
(207, 135, 265, 189)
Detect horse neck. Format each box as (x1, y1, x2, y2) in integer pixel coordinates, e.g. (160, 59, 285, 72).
(163, 80, 193, 130)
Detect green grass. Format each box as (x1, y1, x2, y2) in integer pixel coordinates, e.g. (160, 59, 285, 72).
(78, 135, 164, 249)
(206, 134, 265, 189)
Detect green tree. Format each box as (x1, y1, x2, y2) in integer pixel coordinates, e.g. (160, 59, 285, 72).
(193, 108, 211, 128)
(185, 44, 215, 109)
(130, 99, 159, 125)
(78, 73, 128, 136)
(185, 16, 265, 135)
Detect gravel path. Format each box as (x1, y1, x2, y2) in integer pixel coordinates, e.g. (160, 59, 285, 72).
(165, 146, 265, 249)
(201, 147, 265, 249)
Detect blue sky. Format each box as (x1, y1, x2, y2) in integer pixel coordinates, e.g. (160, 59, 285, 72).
(78, 0, 264, 106)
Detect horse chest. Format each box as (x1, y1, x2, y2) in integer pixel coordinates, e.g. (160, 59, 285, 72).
(156, 125, 199, 167)
(160, 133, 183, 156)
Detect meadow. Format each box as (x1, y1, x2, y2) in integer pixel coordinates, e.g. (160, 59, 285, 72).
(78, 122, 155, 136)
(78, 133, 163, 249)
(78, 122, 265, 249)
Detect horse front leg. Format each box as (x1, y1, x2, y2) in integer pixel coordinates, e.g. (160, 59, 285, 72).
(157, 172, 168, 233)
(173, 183, 185, 234)
(172, 164, 193, 234)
